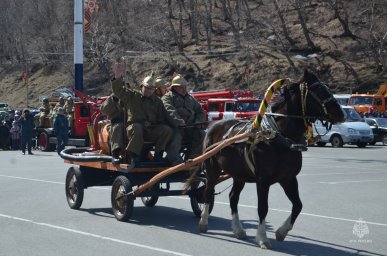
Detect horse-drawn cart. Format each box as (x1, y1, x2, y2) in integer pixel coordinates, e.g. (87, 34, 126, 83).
(61, 131, 248, 222)
(64, 158, 213, 221)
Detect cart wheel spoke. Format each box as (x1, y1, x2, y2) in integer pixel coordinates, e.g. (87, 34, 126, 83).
(65, 167, 84, 209)
(111, 176, 133, 222)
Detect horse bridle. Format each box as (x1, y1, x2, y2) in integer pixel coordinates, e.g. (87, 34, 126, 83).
(266, 80, 337, 127)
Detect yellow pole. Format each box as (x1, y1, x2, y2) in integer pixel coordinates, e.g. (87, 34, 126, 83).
(253, 79, 290, 129)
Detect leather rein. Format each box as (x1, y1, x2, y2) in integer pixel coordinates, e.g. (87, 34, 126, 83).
(264, 81, 336, 131)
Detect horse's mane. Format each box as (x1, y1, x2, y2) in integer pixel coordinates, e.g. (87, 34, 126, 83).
(270, 82, 299, 112)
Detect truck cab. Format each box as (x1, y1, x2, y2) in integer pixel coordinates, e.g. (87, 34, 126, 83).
(206, 98, 260, 122)
(347, 94, 386, 115)
(191, 89, 260, 126)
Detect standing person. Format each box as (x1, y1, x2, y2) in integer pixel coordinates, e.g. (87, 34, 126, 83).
(20, 109, 35, 155)
(10, 120, 21, 150)
(53, 107, 69, 154)
(0, 121, 11, 150)
(111, 63, 173, 164)
(100, 93, 125, 164)
(154, 77, 170, 98)
(162, 74, 206, 164)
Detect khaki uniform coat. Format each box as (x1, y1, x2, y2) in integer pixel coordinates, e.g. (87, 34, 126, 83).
(100, 95, 125, 152)
(111, 79, 172, 155)
(37, 102, 51, 127)
(63, 101, 75, 128)
(162, 90, 206, 162)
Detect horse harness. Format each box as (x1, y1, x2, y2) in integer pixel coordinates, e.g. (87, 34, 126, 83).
(220, 80, 337, 177)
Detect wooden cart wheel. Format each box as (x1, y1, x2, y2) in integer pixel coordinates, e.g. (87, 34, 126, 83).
(39, 131, 55, 152)
(141, 196, 159, 207)
(190, 180, 214, 218)
(111, 175, 134, 222)
(65, 167, 84, 209)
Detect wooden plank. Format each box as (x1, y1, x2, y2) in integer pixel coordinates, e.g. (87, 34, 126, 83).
(63, 160, 170, 173)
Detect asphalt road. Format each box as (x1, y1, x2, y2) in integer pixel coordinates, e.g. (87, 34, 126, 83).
(1, 144, 387, 256)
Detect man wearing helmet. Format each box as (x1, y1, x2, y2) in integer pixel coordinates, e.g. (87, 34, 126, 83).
(162, 74, 206, 164)
(100, 93, 125, 164)
(111, 63, 173, 165)
(63, 96, 75, 131)
(50, 96, 65, 125)
(154, 77, 170, 98)
(37, 98, 51, 127)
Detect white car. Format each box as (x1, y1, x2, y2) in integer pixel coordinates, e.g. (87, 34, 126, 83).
(314, 106, 373, 148)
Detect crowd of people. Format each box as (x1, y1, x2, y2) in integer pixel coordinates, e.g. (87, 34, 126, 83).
(0, 95, 74, 154)
(0, 109, 36, 154)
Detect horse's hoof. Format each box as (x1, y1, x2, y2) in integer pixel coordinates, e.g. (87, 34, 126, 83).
(275, 230, 286, 241)
(258, 240, 272, 249)
(199, 224, 208, 233)
(235, 230, 247, 240)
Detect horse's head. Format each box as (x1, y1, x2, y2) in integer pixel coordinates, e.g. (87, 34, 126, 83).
(299, 69, 345, 124)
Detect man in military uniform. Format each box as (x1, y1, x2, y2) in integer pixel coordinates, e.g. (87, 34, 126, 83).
(111, 65, 173, 164)
(63, 96, 75, 130)
(154, 77, 170, 98)
(50, 96, 65, 125)
(37, 98, 51, 127)
(162, 74, 206, 164)
(100, 93, 125, 164)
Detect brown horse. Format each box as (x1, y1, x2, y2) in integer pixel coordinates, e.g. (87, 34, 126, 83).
(186, 70, 345, 249)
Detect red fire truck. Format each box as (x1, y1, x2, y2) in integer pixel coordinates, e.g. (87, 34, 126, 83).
(191, 89, 261, 124)
(36, 88, 105, 151)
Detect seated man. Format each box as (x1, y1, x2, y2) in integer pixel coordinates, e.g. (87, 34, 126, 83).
(111, 63, 173, 165)
(37, 98, 51, 127)
(162, 74, 206, 164)
(100, 93, 125, 164)
(50, 96, 65, 125)
(154, 77, 170, 98)
(63, 96, 75, 133)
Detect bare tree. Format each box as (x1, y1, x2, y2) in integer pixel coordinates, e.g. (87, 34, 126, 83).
(290, 0, 318, 50)
(273, 0, 296, 47)
(201, 0, 214, 54)
(219, 0, 242, 49)
(324, 0, 356, 39)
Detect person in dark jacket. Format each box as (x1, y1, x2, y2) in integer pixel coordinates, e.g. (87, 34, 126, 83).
(0, 121, 11, 150)
(53, 107, 69, 154)
(20, 109, 35, 155)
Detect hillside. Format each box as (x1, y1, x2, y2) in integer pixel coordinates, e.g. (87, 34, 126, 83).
(0, 0, 386, 109)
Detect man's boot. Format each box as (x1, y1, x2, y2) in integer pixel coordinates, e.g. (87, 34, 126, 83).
(153, 151, 164, 162)
(111, 149, 121, 165)
(131, 152, 141, 165)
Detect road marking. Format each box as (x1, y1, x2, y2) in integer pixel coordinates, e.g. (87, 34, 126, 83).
(0, 174, 64, 185)
(299, 170, 387, 177)
(318, 180, 387, 185)
(2, 174, 387, 227)
(170, 197, 387, 227)
(0, 213, 192, 256)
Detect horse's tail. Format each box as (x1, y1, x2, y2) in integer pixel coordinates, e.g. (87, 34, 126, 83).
(183, 162, 204, 194)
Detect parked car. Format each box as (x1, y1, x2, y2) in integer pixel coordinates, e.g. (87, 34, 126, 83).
(364, 117, 387, 145)
(314, 106, 373, 148)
